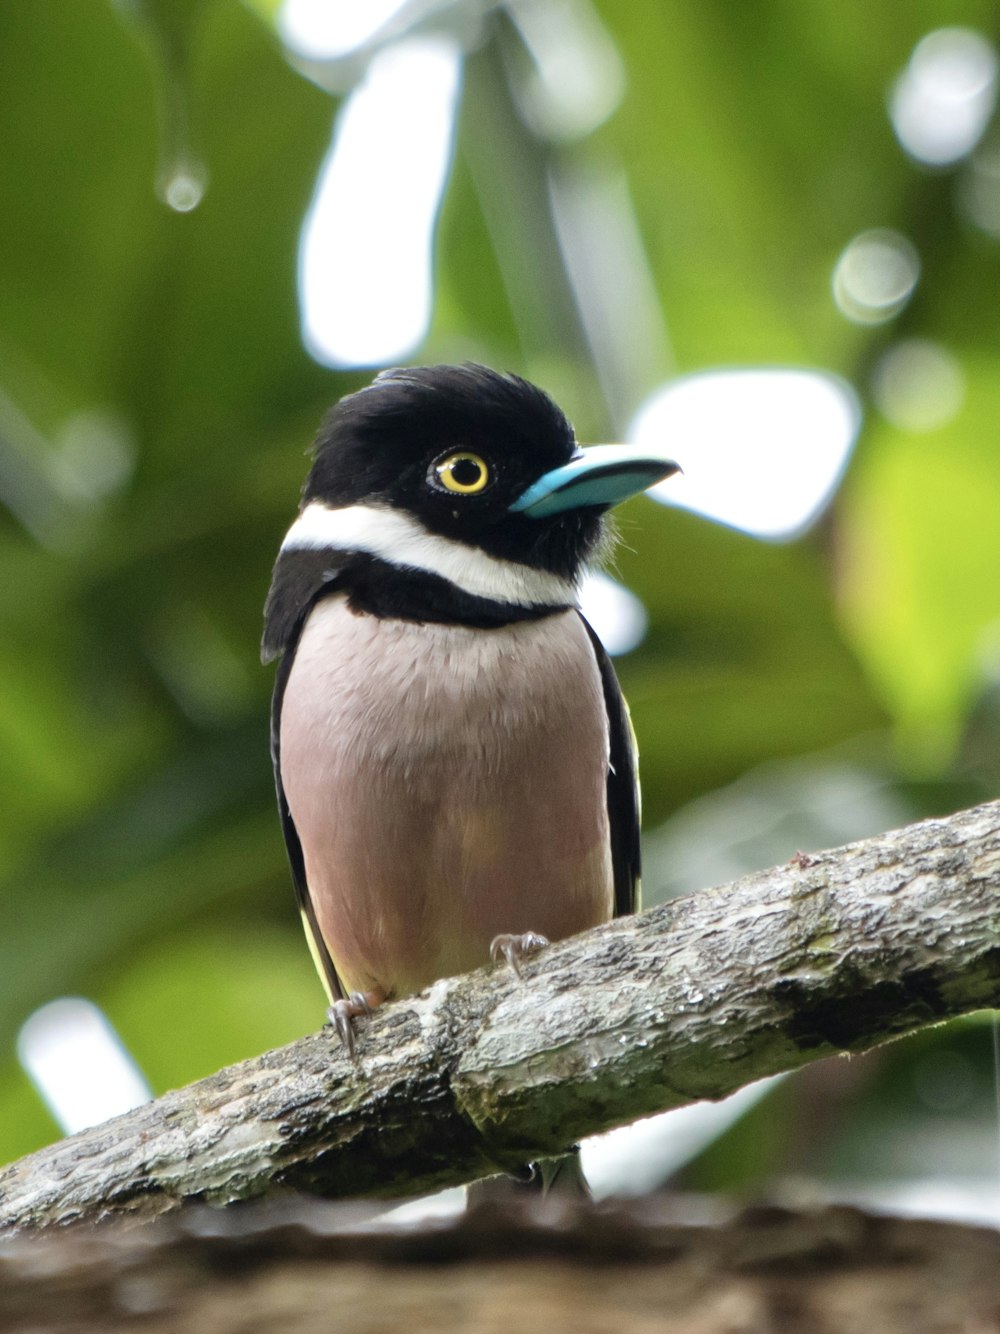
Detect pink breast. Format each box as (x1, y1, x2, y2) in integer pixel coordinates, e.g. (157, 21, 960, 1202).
(279, 598, 613, 1000)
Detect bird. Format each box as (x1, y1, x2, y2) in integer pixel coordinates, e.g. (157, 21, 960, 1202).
(263, 364, 678, 1068)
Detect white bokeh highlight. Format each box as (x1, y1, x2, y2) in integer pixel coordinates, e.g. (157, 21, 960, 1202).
(631, 369, 861, 541)
(17, 998, 151, 1135)
(832, 229, 920, 326)
(582, 1078, 783, 1198)
(298, 36, 462, 369)
(508, 0, 626, 142)
(279, 0, 410, 60)
(872, 339, 965, 433)
(579, 569, 648, 656)
(891, 27, 998, 167)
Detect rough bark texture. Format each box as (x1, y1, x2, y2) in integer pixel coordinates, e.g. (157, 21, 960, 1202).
(3, 800, 1000, 1234)
(2, 1198, 1000, 1333)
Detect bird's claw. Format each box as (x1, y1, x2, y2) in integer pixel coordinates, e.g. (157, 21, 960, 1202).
(349, 989, 375, 1016)
(326, 990, 378, 1057)
(490, 931, 549, 977)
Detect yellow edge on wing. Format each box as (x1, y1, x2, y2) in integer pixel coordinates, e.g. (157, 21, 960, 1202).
(300, 907, 335, 1004)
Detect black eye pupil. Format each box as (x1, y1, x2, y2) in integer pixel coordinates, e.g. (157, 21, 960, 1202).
(451, 458, 482, 487)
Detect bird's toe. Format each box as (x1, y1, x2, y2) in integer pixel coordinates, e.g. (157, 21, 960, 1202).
(489, 931, 549, 977)
(326, 989, 382, 1055)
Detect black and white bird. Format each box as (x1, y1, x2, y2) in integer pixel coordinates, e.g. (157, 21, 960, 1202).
(263, 363, 678, 1053)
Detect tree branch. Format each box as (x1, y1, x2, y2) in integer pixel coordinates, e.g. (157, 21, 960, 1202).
(3, 800, 1000, 1234)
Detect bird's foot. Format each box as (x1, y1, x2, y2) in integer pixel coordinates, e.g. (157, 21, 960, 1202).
(326, 989, 381, 1057)
(489, 931, 549, 978)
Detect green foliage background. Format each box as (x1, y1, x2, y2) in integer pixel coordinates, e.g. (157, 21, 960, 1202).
(1, 0, 998, 1201)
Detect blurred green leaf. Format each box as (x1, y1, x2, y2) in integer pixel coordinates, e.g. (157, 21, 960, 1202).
(615, 503, 887, 822)
(841, 363, 1000, 766)
(105, 922, 322, 1094)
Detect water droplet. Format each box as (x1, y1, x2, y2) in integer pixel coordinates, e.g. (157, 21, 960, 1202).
(162, 167, 206, 213)
(113, 0, 209, 213)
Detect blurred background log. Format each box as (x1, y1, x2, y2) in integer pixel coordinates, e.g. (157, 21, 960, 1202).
(2, 1197, 999, 1333)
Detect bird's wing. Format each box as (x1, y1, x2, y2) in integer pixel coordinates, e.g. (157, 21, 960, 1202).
(271, 647, 345, 1004)
(261, 546, 346, 665)
(578, 612, 642, 917)
(264, 545, 348, 1003)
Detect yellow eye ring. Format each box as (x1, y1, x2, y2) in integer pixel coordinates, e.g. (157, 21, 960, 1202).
(434, 451, 491, 495)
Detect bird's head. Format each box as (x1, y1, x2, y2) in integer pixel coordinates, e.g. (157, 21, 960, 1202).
(300, 363, 679, 583)
(263, 364, 679, 661)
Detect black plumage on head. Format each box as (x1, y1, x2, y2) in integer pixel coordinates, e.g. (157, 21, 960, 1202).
(301, 363, 607, 579)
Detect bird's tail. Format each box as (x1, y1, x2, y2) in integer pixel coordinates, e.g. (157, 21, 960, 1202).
(532, 1147, 591, 1197)
(468, 1146, 591, 1202)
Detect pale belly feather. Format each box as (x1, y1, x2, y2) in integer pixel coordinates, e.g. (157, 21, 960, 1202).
(279, 595, 613, 999)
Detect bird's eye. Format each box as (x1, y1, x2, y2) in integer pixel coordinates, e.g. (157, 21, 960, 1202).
(432, 451, 491, 495)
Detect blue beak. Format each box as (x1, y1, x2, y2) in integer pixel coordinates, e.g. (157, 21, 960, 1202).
(509, 445, 681, 519)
